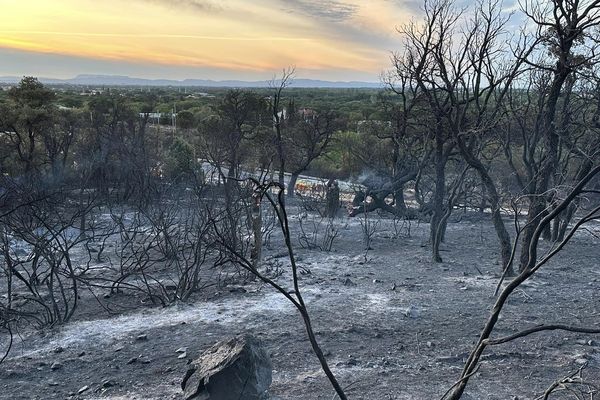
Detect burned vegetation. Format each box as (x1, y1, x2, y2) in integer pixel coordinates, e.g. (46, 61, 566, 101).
(2, 0, 600, 398)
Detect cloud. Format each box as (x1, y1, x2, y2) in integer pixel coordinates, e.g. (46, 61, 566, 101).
(404, 0, 421, 11)
(0, 0, 420, 81)
(0, 47, 380, 81)
(137, 0, 222, 13)
(0, 30, 309, 41)
(383, 0, 423, 14)
(279, 0, 358, 22)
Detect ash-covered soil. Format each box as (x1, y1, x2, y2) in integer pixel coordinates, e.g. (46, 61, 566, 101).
(2, 211, 600, 399)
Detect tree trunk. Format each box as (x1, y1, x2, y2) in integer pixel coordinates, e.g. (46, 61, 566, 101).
(250, 190, 262, 280)
(519, 176, 554, 272)
(479, 184, 487, 214)
(431, 136, 446, 263)
(325, 181, 340, 218)
(519, 64, 569, 271)
(278, 169, 285, 200)
(393, 185, 408, 215)
(456, 137, 513, 274)
(287, 172, 300, 198)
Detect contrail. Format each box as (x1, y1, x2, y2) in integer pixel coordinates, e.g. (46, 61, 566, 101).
(0, 30, 311, 41)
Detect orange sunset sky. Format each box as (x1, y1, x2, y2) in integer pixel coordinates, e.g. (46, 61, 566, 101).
(0, 0, 432, 81)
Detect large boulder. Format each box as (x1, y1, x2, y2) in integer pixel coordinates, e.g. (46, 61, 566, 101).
(181, 334, 272, 400)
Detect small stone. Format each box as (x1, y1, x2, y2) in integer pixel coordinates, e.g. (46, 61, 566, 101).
(101, 379, 115, 388)
(48, 381, 59, 387)
(78, 351, 86, 357)
(53, 346, 64, 354)
(403, 305, 419, 319)
(373, 279, 382, 283)
(50, 362, 63, 371)
(175, 347, 187, 354)
(136, 334, 148, 341)
(426, 341, 434, 348)
(178, 352, 187, 359)
(343, 278, 356, 287)
(127, 358, 137, 365)
(575, 358, 588, 365)
(78, 385, 89, 394)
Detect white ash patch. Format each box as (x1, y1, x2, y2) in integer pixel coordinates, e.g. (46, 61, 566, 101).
(9, 291, 293, 359)
(445, 275, 498, 288)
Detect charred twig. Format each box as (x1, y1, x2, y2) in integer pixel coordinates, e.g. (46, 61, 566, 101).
(484, 324, 600, 346)
(535, 365, 599, 400)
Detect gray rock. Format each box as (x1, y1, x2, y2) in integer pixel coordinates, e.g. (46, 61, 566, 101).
(182, 334, 272, 400)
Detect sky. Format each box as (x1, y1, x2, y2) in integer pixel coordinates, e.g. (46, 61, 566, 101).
(0, 0, 427, 82)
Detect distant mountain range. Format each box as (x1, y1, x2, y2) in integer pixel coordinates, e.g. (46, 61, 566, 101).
(0, 74, 382, 88)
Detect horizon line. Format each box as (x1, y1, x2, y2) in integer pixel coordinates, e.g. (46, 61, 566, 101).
(0, 73, 384, 88)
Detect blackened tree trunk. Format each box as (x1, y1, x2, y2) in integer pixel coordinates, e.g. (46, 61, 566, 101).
(431, 133, 447, 263)
(287, 172, 300, 198)
(325, 181, 340, 218)
(519, 70, 569, 271)
(456, 137, 513, 275)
